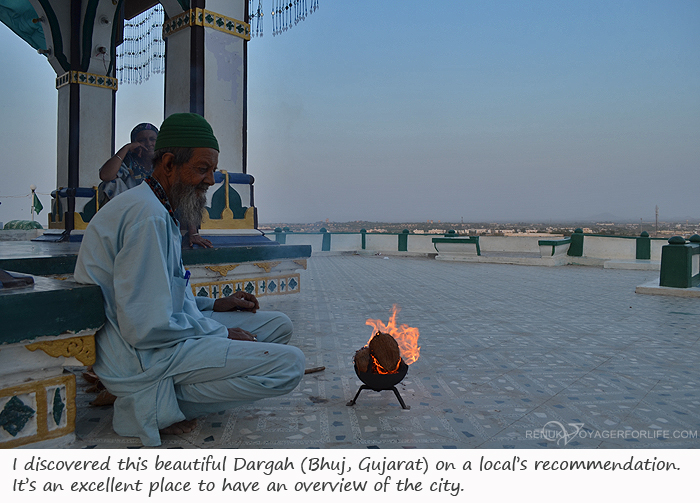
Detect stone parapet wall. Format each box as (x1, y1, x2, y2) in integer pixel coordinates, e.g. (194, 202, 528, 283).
(323, 233, 362, 252)
(270, 230, 665, 268)
(479, 236, 543, 254)
(0, 230, 45, 241)
(582, 235, 639, 260)
(406, 235, 439, 253)
(364, 234, 401, 252)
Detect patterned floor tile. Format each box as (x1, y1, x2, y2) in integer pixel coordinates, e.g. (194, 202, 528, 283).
(68, 256, 700, 449)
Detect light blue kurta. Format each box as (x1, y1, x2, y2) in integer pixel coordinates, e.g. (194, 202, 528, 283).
(74, 183, 284, 446)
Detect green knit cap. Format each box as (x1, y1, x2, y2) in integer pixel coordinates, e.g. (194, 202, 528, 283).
(154, 113, 219, 151)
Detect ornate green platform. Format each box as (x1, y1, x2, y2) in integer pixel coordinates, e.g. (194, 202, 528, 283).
(0, 273, 104, 447)
(0, 238, 310, 447)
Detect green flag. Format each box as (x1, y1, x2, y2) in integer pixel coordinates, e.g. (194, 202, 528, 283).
(33, 193, 43, 214)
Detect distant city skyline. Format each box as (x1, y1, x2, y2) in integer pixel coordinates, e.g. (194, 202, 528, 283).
(1, 1, 698, 225)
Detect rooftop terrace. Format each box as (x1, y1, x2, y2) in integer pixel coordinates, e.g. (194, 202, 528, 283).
(70, 254, 700, 449)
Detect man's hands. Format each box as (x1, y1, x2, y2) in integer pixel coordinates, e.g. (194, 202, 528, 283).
(227, 327, 257, 342)
(217, 292, 260, 341)
(187, 225, 212, 248)
(189, 233, 213, 248)
(213, 291, 259, 313)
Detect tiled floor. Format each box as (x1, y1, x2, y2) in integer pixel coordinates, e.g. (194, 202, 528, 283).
(71, 255, 700, 449)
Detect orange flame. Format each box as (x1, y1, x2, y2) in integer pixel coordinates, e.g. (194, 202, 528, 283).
(365, 304, 421, 365)
(370, 354, 401, 374)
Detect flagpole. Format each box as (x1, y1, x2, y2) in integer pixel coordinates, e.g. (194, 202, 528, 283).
(30, 184, 36, 222)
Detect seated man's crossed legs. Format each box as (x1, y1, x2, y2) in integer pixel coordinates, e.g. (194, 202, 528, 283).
(171, 311, 305, 425)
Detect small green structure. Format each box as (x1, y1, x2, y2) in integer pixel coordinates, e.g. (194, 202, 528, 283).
(567, 228, 584, 257)
(398, 229, 410, 252)
(659, 235, 700, 288)
(636, 231, 651, 260)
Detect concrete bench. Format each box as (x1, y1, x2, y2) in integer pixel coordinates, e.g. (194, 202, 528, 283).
(432, 235, 572, 266)
(432, 236, 481, 260)
(538, 238, 571, 258)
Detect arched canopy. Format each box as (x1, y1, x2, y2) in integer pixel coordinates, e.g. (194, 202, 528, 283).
(0, 0, 46, 50)
(127, 1, 187, 19)
(0, 1, 189, 56)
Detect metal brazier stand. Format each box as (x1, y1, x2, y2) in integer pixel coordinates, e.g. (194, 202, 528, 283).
(346, 360, 410, 410)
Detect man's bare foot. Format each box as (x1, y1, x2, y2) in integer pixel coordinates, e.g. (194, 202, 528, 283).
(90, 389, 117, 407)
(160, 419, 197, 435)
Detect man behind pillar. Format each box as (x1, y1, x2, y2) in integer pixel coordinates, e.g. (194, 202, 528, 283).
(74, 113, 304, 446)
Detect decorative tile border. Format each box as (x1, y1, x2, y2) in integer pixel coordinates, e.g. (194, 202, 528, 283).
(197, 8, 251, 40)
(192, 273, 300, 299)
(162, 8, 251, 41)
(56, 71, 118, 91)
(0, 374, 75, 448)
(162, 9, 195, 37)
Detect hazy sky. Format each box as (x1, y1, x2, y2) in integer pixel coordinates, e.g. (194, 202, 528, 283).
(1, 1, 699, 225)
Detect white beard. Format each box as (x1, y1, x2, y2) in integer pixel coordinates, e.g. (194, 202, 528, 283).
(171, 181, 207, 228)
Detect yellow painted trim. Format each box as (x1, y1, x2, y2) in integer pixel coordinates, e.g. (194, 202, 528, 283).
(94, 185, 100, 212)
(162, 9, 194, 37)
(56, 71, 118, 91)
(293, 259, 308, 270)
(205, 264, 240, 276)
(73, 213, 89, 230)
(0, 374, 76, 448)
(25, 335, 96, 366)
(162, 8, 251, 41)
(48, 212, 62, 229)
(201, 206, 255, 230)
(253, 261, 281, 274)
(48, 212, 89, 230)
(49, 186, 98, 229)
(225, 171, 230, 212)
(197, 170, 254, 229)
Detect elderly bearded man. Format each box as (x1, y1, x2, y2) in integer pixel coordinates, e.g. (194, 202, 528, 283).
(74, 113, 305, 446)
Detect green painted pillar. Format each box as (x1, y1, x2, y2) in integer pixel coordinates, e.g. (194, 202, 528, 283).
(636, 231, 651, 260)
(274, 227, 285, 244)
(320, 228, 331, 251)
(361, 229, 366, 250)
(568, 228, 584, 257)
(659, 236, 700, 288)
(398, 229, 410, 252)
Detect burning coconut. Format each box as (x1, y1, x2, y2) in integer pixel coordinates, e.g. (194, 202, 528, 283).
(347, 305, 420, 409)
